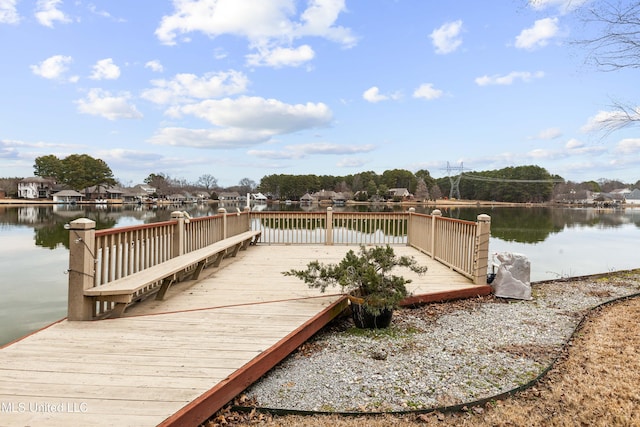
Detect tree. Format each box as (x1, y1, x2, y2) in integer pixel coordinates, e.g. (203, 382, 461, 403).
(145, 173, 171, 196)
(196, 174, 218, 192)
(574, 1, 640, 132)
(34, 155, 62, 179)
(33, 154, 115, 190)
(60, 154, 116, 191)
(415, 178, 430, 201)
(238, 178, 256, 194)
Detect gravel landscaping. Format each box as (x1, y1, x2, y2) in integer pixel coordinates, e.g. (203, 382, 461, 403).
(242, 271, 640, 413)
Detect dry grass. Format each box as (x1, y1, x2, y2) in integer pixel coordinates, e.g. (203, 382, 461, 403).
(205, 295, 640, 427)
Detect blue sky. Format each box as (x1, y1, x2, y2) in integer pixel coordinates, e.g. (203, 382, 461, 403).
(1, 0, 639, 188)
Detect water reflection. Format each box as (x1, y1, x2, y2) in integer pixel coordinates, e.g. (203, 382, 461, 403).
(2, 204, 640, 248)
(1, 203, 640, 346)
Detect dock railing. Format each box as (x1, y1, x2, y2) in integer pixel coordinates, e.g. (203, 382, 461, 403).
(250, 208, 491, 284)
(67, 208, 251, 319)
(67, 207, 490, 319)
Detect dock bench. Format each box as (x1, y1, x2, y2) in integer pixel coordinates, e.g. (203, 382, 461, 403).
(84, 230, 261, 318)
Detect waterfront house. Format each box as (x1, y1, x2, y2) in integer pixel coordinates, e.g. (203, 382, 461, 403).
(251, 192, 268, 203)
(82, 185, 124, 203)
(167, 193, 187, 204)
(388, 188, 412, 201)
(625, 188, 640, 205)
(52, 190, 84, 204)
(314, 190, 337, 204)
(219, 191, 241, 201)
(18, 177, 56, 199)
(300, 193, 315, 204)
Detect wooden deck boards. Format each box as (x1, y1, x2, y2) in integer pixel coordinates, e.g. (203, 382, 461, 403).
(0, 245, 488, 427)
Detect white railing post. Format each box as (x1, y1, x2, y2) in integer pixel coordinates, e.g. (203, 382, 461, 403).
(244, 206, 251, 231)
(430, 209, 441, 259)
(407, 207, 415, 246)
(325, 207, 333, 245)
(67, 218, 96, 321)
(218, 207, 228, 239)
(171, 211, 185, 257)
(473, 214, 491, 285)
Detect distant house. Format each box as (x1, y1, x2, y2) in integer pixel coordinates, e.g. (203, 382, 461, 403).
(313, 190, 337, 204)
(300, 193, 315, 204)
(625, 188, 640, 205)
(251, 192, 268, 202)
(18, 177, 56, 199)
(52, 190, 84, 204)
(167, 193, 187, 204)
(218, 191, 241, 201)
(332, 192, 347, 206)
(82, 185, 124, 202)
(137, 184, 156, 195)
(388, 188, 412, 200)
(122, 186, 149, 204)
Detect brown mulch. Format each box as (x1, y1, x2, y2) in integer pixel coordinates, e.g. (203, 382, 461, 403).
(203, 293, 640, 427)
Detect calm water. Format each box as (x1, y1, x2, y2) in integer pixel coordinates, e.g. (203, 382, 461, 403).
(2, 203, 639, 346)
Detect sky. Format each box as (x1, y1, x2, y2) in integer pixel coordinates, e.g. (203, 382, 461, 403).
(1, 0, 639, 188)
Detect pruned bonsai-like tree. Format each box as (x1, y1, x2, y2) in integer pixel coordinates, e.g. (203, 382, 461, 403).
(283, 245, 427, 319)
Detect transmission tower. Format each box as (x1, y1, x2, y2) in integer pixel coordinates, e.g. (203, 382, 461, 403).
(445, 161, 464, 199)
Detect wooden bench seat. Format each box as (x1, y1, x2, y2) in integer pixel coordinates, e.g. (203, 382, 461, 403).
(84, 230, 261, 318)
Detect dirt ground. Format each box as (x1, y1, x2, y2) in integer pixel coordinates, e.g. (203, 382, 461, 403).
(205, 294, 640, 427)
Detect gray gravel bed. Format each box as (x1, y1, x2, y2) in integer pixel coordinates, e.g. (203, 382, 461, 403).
(245, 273, 640, 412)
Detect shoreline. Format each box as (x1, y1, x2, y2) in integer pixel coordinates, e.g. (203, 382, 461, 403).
(0, 198, 633, 209)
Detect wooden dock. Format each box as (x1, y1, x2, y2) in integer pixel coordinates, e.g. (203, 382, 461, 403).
(0, 245, 490, 427)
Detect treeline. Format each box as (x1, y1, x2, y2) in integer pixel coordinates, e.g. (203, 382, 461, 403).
(258, 166, 560, 203)
(3, 152, 638, 203)
(257, 169, 439, 201)
(437, 165, 559, 203)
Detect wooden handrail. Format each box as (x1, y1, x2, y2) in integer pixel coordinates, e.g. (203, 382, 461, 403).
(68, 208, 490, 320)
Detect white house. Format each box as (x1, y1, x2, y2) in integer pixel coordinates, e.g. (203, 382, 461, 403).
(18, 177, 56, 199)
(251, 192, 268, 202)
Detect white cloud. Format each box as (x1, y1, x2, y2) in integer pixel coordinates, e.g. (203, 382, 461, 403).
(0, 0, 20, 24)
(35, 0, 70, 27)
(581, 108, 640, 132)
(615, 138, 640, 154)
(565, 138, 583, 149)
(528, 0, 588, 13)
(515, 17, 559, 50)
(475, 71, 544, 86)
(362, 86, 400, 103)
(150, 96, 333, 149)
(89, 58, 120, 80)
(177, 96, 332, 133)
(363, 86, 386, 103)
(413, 83, 443, 100)
(246, 44, 315, 68)
(145, 60, 164, 73)
(141, 70, 249, 105)
(148, 127, 272, 148)
(249, 142, 375, 159)
(30, 55, 74, 80)
(75, 88, 143, 120)
(155, 0, 356, 67)
(531, 127, 562, 140)
(430, 20, 463, 54)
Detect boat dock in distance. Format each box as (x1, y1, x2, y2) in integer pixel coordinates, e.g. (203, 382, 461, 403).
(0, 208, 492, 426)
